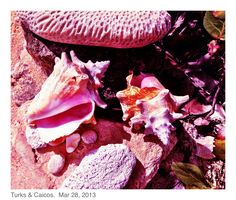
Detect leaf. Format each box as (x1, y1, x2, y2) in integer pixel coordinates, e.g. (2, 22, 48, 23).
(212, 11, 225, 19)
(171, 162, 211, 189)
(203, 11, 225, 40)
(182, 99, 212, 115)
(214, 139, 225, 161)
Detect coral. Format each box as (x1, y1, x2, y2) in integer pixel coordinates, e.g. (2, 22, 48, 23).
(61, 144, 136, 189)
(17, 11, 171, 48)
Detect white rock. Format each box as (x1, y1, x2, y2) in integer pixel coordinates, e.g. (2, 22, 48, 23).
(81, 130, 97, 144)
(47, 154, 65, 174)
(61, 144, 136, 189)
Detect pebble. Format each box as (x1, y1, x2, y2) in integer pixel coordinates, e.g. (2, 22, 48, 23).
(61, 144, 136, 189)
(47, 154, 65, 174)
(66, 133, 81, 153)
(81, 130, 97, 144)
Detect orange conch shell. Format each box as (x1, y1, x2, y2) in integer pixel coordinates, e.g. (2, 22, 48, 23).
(116, 73, 189, 145)
(26, 51, 109, 144)
(116, 73, 162, 121)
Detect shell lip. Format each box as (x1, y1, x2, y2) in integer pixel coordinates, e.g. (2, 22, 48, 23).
(30, 101, 95, 143)
(27, 94, 91, 123)
(28, 99, 93, 126)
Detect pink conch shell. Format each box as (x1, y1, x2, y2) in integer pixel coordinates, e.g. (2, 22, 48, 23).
(26, 51, 109, 144)
(116, 73, 189, 145)
(48, 137, 66, 146)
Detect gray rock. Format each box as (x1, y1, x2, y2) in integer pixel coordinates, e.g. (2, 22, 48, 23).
(61, 143, 136, 189)
(47, 154, 65, 175)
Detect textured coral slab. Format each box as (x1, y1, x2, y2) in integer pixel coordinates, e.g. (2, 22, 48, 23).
(61, 144, 136, 189)
(17, 10, 171, 48)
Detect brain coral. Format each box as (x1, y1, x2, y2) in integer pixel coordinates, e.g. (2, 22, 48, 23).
(17, 10, 171, 48)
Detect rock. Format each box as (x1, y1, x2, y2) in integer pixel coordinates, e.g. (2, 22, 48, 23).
(61, 144, 136, 189)
(21, 23, 56, 76)
(25, 126, 47, 149)
(47, 154, 65, 175)
(11, 59, 40, 107)
(123, 127, 177, 189)
(11, 11, 47, 107)
(81, 130, 97, 144)
(66, 133, 81, 153)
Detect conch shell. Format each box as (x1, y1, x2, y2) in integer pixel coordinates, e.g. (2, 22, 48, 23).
(26, 51, 109, 144)
(116, 73, 189, 145)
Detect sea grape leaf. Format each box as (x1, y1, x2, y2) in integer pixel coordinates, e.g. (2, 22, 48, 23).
(171, 162, 211, 189)
(213, 139, 225, 161)
(203, 11, 225, 40)
(212, 11, 225, 19)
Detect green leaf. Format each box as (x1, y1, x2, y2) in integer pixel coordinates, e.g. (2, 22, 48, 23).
(214, 139, 225, 161)
(203, 11, 225, 40)
(171, 162, 211, 189)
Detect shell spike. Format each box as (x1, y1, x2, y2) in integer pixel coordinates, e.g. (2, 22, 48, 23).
(172, 94, 189, 108)
(70, 50, 82, 65)
(61, 52, 71, 66)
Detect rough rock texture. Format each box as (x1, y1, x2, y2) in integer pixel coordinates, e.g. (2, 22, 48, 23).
(17, 11, 171, 48)
(123, 127, 177, 189)
(11, 12, 47, 107)
(61, 144, 136, 189)
(47, 154, 65, 174)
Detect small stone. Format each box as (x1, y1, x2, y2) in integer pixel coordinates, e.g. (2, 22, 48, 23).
(47, 154, 65, 175)
(81, 130, 97, 144)
(61, 144, 136, 189)
(66, 133, 81, 153)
